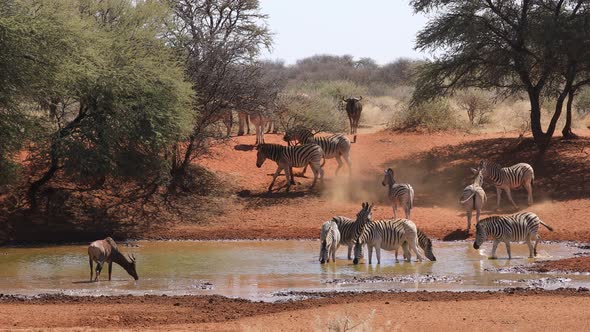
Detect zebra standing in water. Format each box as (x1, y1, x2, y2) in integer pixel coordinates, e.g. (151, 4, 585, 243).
(330, 202, 374, 260)
(256, 143, 324, 192)
(382, 168, 415, 219)
(319, 220, 341, 264)
(353, 218, 428, 265)
(460, 167, 487, 231)
(283, 127, 352, 176)
(473, 212, 553, 259)
(478, 160, 534, 210)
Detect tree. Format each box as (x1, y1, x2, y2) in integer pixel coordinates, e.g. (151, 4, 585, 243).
(166, 0, 273, 183)
(14, 0, 193, 209)
(411, 0, 590, 149)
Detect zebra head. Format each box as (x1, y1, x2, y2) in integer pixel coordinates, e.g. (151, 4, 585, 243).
(382, 168, 395, 187)
(423, 238, 437, 261)
(319, 240, 328, 264)
(356, 202, 374, 225)
(255, 145, 267, 168)
(473, 222, 487, 249)
(353, 240, 362, 265)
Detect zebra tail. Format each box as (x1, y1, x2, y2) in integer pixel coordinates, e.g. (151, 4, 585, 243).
(459, 192, 475, 205)
(539, 220, 554, 232)
(321, 155, 326, 167)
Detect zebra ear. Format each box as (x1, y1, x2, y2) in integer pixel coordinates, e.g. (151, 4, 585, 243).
(470, 168, 478, 174)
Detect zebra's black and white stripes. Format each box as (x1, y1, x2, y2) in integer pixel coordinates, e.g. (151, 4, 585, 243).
(353, 218, 428, 264)
(284, 127, 352, 176)
(256, 143, 324, 192)
(382, 168, 415, 219)
(479, 160, 534, 209)
(460, 168, 487, 231)
(331, 202, 374, 260)
(319, 220, 340, 264)
(473, 211, 553, 259)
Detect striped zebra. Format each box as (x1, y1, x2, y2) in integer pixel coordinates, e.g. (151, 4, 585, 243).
(330, 202, 374, 260)
(473, 212, 553, 259)
(283, 127, 352, 176)
(479, 160, 534, 210)
(382, 168, 415, 219)
(319, 220, 341, 264)
(459, 168, 487, 231)
(256, 143, 324, 192)
(352, 218, 429, 265)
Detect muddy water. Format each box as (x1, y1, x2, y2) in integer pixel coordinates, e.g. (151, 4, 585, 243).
(0, 241, 589, 301)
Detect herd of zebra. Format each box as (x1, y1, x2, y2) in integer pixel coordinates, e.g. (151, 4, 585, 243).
(316, 158, 551, 264)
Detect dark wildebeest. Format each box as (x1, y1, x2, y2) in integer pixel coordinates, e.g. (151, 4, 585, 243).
(342, 96, 363, 143)
(88, 237, 138, 282)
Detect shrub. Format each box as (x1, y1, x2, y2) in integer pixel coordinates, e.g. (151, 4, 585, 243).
(388, 99, 463, 132)
(455, 89, 495, 126)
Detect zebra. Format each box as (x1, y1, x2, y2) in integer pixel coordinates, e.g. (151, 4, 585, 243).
(478, 160, 534, 210)
(382, 168, 415, 219)
(256, 143, 324, 192)
(352, 218, 428, 265)
(319, 220, 341, 264)
(283, 127, 352, 176)
(341, 96, 363, 143)
(330, 202, 374, 260)
(460, 167, 487, 231)
(473, 212, 554, 259)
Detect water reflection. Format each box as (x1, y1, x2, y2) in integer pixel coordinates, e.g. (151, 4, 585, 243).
(0, 240, 588, 300)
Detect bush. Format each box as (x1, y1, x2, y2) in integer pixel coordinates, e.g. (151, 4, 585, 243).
(574, 88, 590, 116)
(455, 89, 495, 126)
(388, 99, 463, 132)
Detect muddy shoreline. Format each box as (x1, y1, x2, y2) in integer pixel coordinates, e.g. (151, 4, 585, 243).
(1, 289, 589, 329)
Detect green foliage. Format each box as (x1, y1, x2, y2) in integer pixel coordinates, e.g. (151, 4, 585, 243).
(389, 99, 463, 132)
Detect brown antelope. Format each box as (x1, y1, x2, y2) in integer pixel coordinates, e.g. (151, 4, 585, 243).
(88, 237, 138, 282)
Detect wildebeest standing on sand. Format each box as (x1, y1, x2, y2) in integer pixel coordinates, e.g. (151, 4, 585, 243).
(342, 96, 363, 143)
(88, 237, 138, 282)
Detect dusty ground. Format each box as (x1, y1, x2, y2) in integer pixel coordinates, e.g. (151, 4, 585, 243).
(148, 129, 590, 244)
(1, 289, 590, 331)
(3, 129, 590, 330)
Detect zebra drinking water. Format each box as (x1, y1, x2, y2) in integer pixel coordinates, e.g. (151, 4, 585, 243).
(319, 220, 341, 264)
(283, 127, 352, 176)
(382, 168, 415, 219)
(460, 167, 487, 231)
(473, 212, 553, 259)
(330, 202, 374, 260)
(256, 143, 324, 192)
(353, 218, 430, 265)
(478, 160, 534, 210)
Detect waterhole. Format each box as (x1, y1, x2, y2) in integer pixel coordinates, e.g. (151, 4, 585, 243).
(0, 241, 589, 301)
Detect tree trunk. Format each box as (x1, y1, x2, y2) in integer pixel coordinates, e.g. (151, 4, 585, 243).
(528, 89, 546, 146)
(562, 89, 578, 139)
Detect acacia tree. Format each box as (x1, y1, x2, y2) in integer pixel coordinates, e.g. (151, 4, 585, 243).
(411, 0, 590, 149)
(14, 0, 193, 209)
(166, 0, 272, 184)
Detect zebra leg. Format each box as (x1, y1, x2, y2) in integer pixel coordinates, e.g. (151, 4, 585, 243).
(505, 188, 519, 210)
(309, 163, 320, 189)
(344, 152, 352, 177)
(526, 236, 534, 258)
(495, 187, 502, 210)
(285, 167, 293, 192)
(268, 166, 283, 192)
(409, 237, 425, 262)
(392, 203, 398, 219)
(490, 240, 499, 259)
(335, 155, 343, 176)
(347, 244, 352, 260)
(402, 241, 410, 261)
(505, 241, 512, 259)
(367, 245, 373, 264)
(375, 246, 381, 264)
(405, 202, 411, 220)
(525, 181, 534, 206)
(534, 233, 540, 257)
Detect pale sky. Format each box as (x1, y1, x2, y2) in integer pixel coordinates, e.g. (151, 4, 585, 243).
(258, 0, 429, 65)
